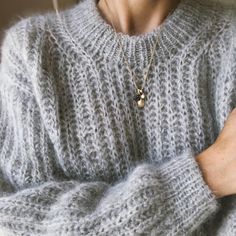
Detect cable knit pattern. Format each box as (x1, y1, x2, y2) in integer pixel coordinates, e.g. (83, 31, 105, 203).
(0, 0, 236, 235)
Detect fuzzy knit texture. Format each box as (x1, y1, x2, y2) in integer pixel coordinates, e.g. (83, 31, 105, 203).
(0, 0, 236, 235)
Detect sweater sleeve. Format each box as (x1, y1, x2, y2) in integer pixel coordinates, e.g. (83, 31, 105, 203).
(0, 17, 221, 236)
(199, 8, 236, 236)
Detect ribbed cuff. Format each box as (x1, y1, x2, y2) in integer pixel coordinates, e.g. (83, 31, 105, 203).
(158, 148, 221, 229)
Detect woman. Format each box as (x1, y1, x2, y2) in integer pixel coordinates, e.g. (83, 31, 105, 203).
(0, 0, 236, 235)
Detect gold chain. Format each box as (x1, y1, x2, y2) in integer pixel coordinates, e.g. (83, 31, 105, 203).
(102, 0, 175, 108)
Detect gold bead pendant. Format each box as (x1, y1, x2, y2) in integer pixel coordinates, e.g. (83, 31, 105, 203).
(134, 88, 145, 108)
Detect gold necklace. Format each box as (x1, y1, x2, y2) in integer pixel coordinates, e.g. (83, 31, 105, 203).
(103, 0, 175, 109)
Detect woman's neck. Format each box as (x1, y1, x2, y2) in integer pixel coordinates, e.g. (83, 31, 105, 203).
(97, 0, 181, 35)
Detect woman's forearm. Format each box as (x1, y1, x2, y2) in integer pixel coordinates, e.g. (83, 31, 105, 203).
(196, 108, 236, 199)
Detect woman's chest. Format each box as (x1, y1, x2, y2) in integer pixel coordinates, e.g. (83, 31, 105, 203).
(36, 52, 219, 183)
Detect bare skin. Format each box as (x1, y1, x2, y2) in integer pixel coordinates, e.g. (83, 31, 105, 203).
(196, 108, 236, 199)
(97, 0, 181, 35)
(97, 0, 236, 200)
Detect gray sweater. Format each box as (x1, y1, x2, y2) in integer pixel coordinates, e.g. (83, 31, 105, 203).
(0, 0, 236, 235)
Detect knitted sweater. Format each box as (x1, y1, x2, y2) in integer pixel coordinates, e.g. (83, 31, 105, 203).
(0, 0, 236, 235)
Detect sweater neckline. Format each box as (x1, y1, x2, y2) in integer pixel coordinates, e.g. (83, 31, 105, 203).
(58, 0, 211, 66)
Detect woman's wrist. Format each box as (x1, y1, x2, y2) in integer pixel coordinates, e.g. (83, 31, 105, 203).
(196, 145, 225, 199)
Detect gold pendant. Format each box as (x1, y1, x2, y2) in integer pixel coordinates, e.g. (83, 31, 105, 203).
(134, 88, 145, 108)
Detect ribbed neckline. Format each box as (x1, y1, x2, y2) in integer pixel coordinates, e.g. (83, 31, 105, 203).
(57, 0, 211, 67)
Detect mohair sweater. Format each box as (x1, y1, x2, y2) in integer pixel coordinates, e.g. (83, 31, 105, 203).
(0, 0, 236, 235)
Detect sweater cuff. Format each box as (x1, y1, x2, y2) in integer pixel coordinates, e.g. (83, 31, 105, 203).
(158, 148, 221, 226)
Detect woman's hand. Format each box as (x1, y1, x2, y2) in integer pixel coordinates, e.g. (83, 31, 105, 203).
(196, 108, 236, 199)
